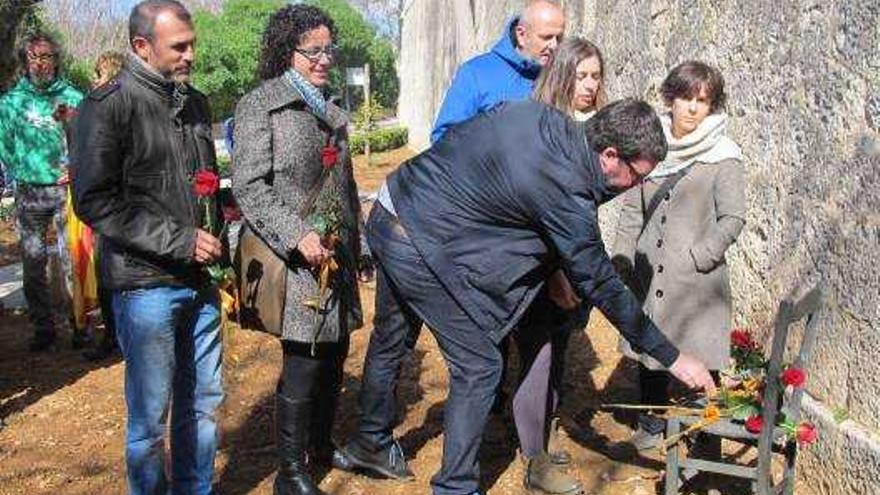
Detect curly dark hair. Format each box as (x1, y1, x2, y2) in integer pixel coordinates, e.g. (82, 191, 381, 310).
(258, 4, 337, 81)
(18, 32, 63, 77)
(584, 98, 668, 163)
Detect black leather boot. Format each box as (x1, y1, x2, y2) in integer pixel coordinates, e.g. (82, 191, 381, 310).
(310, 376, 339, 463)
(274, 393, 325, 495)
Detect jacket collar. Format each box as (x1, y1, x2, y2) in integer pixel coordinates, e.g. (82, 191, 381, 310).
(125, 52, 190, 108)
(490, 17, 542, 80)
(261, 74, 347, 131)
(12, 75, 72, 98)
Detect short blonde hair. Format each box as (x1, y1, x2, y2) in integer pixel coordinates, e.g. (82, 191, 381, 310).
(94, 51, 124, 82)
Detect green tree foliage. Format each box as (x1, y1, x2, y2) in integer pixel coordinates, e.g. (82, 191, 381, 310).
(64, 57, 92, 92)
(1, 0, 46, 91)
(365, 37, 397, 109)
(191, 0, 283, 119)
(190, 0, 399, 119)
(306, 0, 398, 109)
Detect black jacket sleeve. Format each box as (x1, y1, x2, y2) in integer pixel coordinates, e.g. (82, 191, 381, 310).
(70, 92, 195, 263)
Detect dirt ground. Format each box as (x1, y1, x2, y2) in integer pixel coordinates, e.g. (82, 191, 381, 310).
(0, 148, 768, 495)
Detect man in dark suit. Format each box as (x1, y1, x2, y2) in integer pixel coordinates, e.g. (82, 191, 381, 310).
(339, 99, 717, 495)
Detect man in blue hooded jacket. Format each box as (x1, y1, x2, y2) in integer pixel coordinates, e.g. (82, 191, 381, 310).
(430, 0, 565, 143)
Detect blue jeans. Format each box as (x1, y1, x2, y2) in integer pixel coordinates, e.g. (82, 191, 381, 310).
(358, 204, 502, 495)
(113, 286, 224, 495)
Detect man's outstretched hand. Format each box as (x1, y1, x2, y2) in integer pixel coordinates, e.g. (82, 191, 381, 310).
(669, 352, 717, 395)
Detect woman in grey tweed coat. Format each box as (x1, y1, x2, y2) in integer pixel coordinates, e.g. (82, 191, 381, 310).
(231, 6, 368, 494)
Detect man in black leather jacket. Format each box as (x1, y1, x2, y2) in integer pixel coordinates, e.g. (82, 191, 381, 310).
(70, 2, 224, 493)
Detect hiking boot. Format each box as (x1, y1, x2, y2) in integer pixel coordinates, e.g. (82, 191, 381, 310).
(524, 452, 584, 494)
(547, 416, 571, 466)
(336, 438, 414, 480)
(628, 425, 663, 451)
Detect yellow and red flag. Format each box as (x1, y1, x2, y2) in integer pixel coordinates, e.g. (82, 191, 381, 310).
(66, 188, 98, 330)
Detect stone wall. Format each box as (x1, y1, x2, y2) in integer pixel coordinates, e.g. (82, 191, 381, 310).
(398, 0, 880, 492)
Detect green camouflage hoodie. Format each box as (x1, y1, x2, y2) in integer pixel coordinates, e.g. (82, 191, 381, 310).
(0, 76, 84, 185)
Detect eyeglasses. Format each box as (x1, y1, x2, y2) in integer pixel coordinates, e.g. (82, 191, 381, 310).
(622, 159, 650, 183)
(26, 52, 58, 63)
(294, 44, 339, 62)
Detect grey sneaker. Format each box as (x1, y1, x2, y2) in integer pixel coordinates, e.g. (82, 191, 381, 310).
(524, 452, 584, 494)
(628, 425, 663, 451)
(547, 416, 572, 466)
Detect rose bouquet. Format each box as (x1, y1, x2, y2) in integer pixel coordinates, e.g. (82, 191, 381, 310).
(715, 329, 818, 444)
(604, 328, 819, 449)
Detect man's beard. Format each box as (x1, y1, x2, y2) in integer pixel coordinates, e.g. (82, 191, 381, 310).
(169, 73, 190, 83)
(29, 70, 55, 87)
(163, 67, 191, 84)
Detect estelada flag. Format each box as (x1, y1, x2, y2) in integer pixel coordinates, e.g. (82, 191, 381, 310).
(66, 188, 98, 330)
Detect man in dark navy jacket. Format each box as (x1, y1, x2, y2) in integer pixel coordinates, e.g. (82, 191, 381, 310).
(339, 99, 717, 495)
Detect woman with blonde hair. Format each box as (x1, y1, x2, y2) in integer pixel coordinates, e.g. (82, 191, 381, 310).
(93, 51, 124, 88)
(533, 37, 606, 121)
(509, 37, 608, 495)
(80, 50, 125, 361)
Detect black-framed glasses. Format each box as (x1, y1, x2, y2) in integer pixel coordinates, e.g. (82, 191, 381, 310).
(294, 44, 339, 62)
(623, 159, 650, 182)
(26, 52, 58, 63)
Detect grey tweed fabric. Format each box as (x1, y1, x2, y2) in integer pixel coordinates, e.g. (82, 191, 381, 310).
(232, 75, 365, 344)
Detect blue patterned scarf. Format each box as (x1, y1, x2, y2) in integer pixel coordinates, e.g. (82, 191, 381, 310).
(284, 68, 327, 118)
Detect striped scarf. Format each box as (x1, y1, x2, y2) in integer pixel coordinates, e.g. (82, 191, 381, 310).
(284, 68, 327, 118)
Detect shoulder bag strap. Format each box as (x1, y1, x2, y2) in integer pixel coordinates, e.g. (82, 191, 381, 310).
(640, 165, 692, 234)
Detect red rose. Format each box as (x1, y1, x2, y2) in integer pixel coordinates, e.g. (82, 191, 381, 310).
(321, 145, 339, 168)
(193, 169, 220, 197)
(731, 329, 755, 349)
(781, 367, 807, 388)
(745, 415, 764, 434)
(222, 206, 242, 222)
(796, 422, 818, 445)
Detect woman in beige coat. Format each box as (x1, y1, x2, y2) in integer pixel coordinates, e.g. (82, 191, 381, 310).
(612, 61, 745, 449)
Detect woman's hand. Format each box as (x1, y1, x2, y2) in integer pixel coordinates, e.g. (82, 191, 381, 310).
(193, 229, 222, 264)
(297, 231, 330, 267)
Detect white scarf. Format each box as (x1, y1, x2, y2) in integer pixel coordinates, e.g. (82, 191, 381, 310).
(572, 109, 595, 122)
(648, 112, 743, 179)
